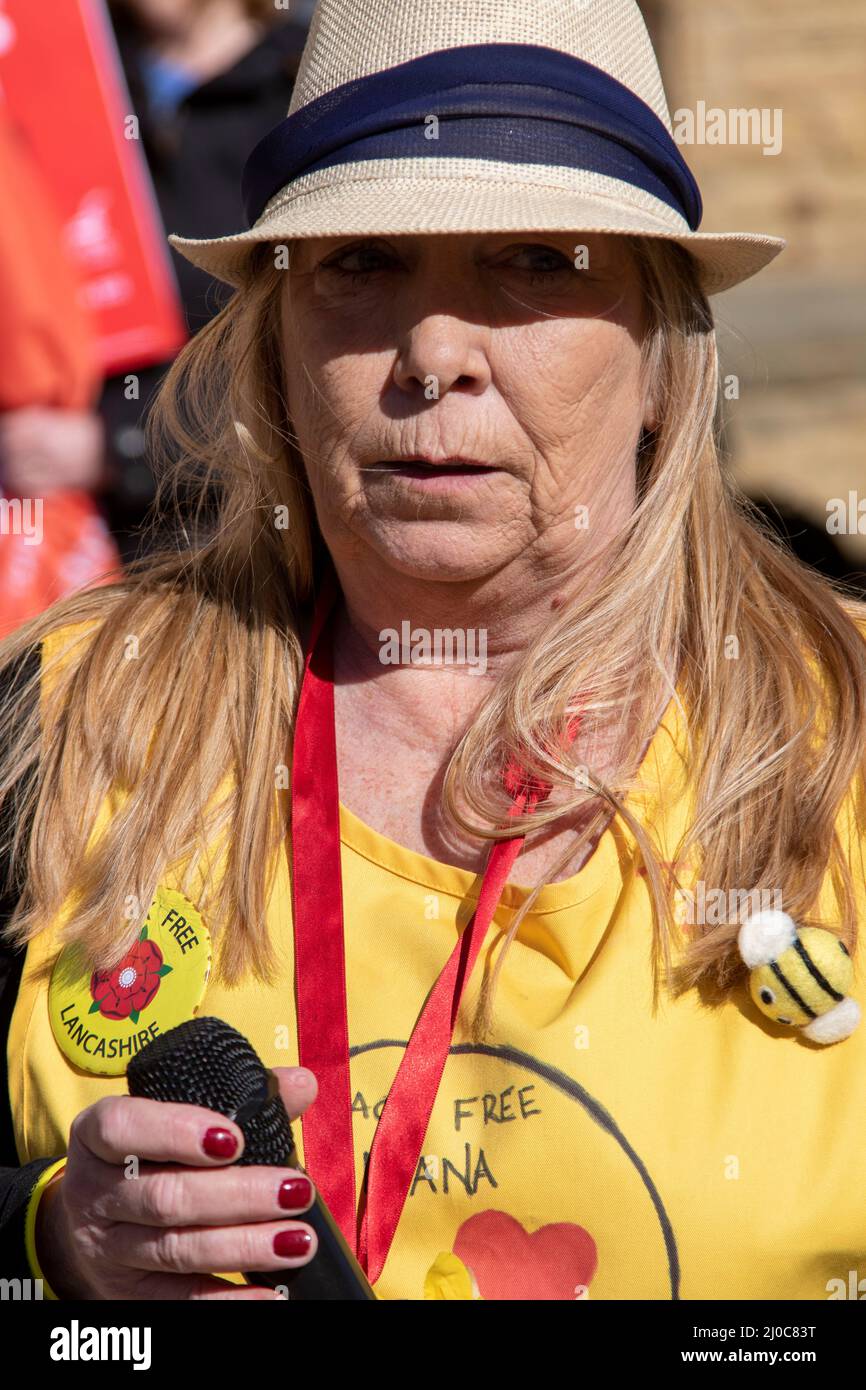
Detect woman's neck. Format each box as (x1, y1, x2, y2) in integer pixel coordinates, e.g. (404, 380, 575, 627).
(319, 553, 645, 877)
(328, 550, 594, 694)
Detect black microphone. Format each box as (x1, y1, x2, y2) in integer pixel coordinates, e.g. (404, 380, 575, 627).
(127, 1015, 376, 1301)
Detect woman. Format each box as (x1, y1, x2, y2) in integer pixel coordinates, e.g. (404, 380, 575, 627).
(2, 0, 866, 1302)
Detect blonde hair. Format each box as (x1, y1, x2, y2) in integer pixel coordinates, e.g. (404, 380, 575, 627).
(2, 236, 865, 1042)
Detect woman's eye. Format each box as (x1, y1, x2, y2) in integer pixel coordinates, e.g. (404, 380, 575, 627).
(499, 246, 577, 283)
(323, 244, 395, 281)
(320, 242, 582, 288)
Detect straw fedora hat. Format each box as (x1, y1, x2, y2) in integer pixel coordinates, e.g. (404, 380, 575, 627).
(169, 0, 785, 296)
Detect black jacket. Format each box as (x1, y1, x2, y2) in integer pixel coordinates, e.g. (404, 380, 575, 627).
(0, 643, 55, 1283)
(99, 14, 309, 561)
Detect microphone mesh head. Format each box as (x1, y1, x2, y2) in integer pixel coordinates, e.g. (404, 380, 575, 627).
(127, 1016, 295, 1166)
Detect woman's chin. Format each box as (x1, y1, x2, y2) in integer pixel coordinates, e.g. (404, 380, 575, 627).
(359, 521, 524, 584)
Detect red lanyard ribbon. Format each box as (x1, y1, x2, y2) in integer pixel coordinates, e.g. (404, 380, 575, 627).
(289, 569, 580, 1285)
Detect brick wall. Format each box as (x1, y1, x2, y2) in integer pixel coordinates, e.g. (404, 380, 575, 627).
(641, 0, 866, 571)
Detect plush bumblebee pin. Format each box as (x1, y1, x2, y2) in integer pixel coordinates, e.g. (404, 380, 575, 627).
(738, 909, 860, 1044)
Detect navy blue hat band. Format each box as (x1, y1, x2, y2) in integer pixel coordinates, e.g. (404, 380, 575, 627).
(242, 42, 702, 232)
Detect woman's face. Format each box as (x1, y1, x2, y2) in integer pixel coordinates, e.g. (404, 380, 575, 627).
(280, 232, 655, 584)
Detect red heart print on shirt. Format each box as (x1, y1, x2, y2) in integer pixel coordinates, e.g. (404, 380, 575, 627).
(452, 1209, 598, 1300)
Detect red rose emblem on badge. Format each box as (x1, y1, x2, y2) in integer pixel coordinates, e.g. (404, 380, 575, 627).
(89, 926, 172, 1025)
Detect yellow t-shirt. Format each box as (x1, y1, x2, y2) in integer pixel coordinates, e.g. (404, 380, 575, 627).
(8, 621, 866, 1301)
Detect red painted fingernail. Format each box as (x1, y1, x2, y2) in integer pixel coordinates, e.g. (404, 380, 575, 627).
(202, 1127, 238, 1159)
(274, 1229, 312, 1258)
(278, 1176, 313, 1210)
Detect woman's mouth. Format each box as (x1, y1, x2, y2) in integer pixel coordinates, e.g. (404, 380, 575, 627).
(367, 457, 502, 485)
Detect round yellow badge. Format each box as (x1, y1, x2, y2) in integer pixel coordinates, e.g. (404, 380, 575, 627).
(48, 887, 212, 1076)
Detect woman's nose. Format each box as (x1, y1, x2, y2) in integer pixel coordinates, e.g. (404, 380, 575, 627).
(391, 314, 492, 398)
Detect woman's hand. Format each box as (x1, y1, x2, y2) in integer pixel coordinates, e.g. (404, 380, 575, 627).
(35, 1067, 320, 1300)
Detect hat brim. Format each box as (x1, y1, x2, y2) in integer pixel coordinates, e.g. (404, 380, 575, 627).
(169, 175, 784, 297)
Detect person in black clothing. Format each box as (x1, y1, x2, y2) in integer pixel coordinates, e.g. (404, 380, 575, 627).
(0, 645, 46, 1281)
(101, 0, 313, 561)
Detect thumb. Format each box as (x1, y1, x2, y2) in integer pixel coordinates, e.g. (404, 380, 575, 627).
(273, 1065, 319, 1124)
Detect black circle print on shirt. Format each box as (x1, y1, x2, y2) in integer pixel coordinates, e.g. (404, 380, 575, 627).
(350, 1039, 680, 1301)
